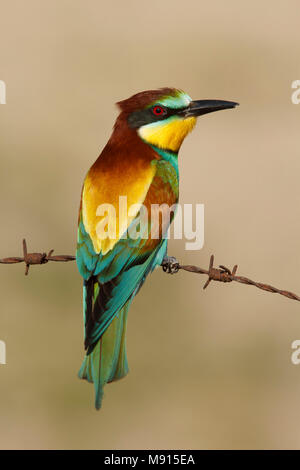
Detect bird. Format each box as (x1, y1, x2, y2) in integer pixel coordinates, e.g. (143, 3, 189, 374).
(76, 88, 238, 409)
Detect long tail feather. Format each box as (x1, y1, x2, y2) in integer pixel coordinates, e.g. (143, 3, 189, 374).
(78, 301, 130, 409)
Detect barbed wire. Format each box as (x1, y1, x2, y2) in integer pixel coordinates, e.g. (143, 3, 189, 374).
(0, 239, 75, 275)
(0, 239, 299, 303)
(162, 255, 300, 302)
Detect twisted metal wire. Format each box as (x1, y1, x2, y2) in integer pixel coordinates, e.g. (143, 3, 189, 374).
(0, 240, 299, 302)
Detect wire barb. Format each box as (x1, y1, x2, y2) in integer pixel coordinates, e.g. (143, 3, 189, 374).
(0, 240, 299, 303)
(0, 239, 76, 275)
(178, 255, 300, 302)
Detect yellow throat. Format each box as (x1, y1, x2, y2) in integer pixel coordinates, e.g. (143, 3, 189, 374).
(138, 116, 196, 152)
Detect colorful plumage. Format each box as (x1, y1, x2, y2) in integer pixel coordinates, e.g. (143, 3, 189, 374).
(76, 88, 238, 409)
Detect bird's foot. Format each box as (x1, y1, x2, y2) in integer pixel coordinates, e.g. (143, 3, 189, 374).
(162, 255, 180, 274)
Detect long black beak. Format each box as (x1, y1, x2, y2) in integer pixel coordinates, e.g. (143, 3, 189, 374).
(180, 99, 239, 118)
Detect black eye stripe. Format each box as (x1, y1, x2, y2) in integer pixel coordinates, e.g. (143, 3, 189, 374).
(127, 105, 188, 129)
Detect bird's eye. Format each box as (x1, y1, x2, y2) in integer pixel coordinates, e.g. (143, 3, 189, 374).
(152, 105, 166, 116)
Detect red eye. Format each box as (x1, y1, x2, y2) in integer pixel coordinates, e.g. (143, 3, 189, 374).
(152, 105, 165, 116)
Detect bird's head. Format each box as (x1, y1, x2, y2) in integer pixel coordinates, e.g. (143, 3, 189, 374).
(116, 88, 238, 153)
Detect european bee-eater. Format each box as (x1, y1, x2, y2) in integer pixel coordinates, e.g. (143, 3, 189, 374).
(76, 88, 238, 409)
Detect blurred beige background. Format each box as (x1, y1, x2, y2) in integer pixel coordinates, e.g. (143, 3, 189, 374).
(0, 0, 300, 450)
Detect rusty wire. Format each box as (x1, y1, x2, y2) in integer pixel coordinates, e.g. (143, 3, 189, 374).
(0, 239, 75, 275)
(0, 239, 299, 303)
(175, 255, 300, 302)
